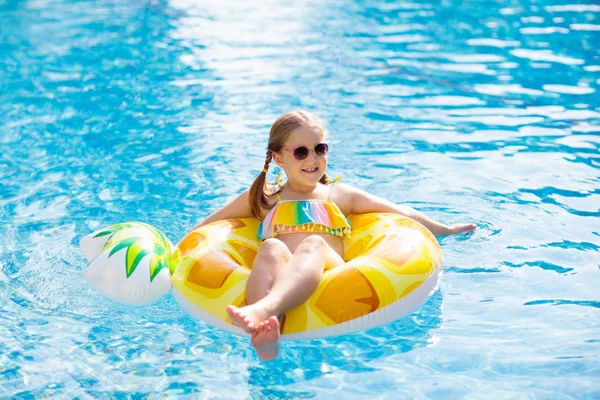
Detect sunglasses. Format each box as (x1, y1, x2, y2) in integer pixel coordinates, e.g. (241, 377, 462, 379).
(284, 143, 329, 160)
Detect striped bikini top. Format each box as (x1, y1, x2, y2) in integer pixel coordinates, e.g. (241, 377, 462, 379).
(257, 183, 351, 241)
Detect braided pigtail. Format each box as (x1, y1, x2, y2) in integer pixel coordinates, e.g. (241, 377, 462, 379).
(249, 151, 273, 219)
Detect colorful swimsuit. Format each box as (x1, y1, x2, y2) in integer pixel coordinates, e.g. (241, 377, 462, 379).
(257, 184, 351, 241)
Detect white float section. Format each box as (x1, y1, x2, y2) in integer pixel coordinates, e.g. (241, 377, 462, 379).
(171, 264, 442, 341)
(83, 245, 172, 306)
(79, 232, 111, 262)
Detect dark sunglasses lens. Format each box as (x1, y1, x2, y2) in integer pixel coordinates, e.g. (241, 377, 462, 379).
(294, 147, 309, 160)
(315, 143, 329, 156)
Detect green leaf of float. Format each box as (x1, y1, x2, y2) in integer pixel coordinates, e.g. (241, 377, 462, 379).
(144, 223, 172, 281)
(108, 237, 148, 278)
(149, 258, 167, 282)
(126, 240, 151, 279)
(93, 223, 136, 239)
(108, 237, 140, 258)
(93, 230, 113, 238)
(99, 222, 173, 281)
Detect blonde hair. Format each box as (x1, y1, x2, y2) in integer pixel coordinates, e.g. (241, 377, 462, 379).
(249, 110, 330, 219)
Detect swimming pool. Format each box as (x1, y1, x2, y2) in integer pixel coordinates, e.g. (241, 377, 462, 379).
(1, 0, 598, 398)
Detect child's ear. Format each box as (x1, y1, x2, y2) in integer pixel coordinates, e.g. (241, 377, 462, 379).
(272, 152, 284, 168)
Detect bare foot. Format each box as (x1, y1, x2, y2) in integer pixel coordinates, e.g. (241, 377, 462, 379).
(251, 316, 280, 361)
(226, 305, 269, 333)
(448, 223, 477, 235)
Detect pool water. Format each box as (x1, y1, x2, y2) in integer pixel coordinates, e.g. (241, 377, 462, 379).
(1, 0, 599, 398)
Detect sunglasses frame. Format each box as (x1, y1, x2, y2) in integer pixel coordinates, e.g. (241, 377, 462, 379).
(284, 142, 329, 160)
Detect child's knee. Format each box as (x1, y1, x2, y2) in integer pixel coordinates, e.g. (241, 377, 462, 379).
(260, 239, 291, 263)
(297, 235, 327, 253)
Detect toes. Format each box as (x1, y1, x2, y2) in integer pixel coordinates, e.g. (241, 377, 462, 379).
(255, 319, 271, 334)
(227, 306, 255, 332)
(252, 321, 266, 335)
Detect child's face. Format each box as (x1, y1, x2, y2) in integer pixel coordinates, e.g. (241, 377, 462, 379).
(274, 127, 328, 186)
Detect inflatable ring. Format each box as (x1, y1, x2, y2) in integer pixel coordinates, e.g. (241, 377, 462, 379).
(81, 213, 443, 340)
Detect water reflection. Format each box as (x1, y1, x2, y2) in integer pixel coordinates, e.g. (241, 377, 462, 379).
(246, 291, 443, 398)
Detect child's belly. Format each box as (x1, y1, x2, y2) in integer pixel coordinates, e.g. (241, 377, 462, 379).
(276, 232, 344, 258)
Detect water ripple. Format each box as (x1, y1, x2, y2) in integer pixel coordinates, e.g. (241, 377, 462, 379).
(523, 300, 600, 309)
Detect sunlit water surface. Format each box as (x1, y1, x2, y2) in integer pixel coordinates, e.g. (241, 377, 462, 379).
(1, 0, 599, 398)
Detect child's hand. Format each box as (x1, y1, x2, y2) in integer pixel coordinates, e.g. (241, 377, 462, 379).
(446, 223, 477, 235)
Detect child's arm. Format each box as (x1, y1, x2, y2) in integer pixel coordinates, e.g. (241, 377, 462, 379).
(191, 189, 254, 231)
(343, 185, 476, 237)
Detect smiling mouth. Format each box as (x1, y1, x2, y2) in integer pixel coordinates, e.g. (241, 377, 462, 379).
(302, 167, 318, 173)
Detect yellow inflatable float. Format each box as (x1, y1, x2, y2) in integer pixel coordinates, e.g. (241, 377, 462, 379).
(81, 213, 443, 340)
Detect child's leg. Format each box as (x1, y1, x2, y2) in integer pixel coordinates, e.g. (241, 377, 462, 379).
(256, 236, 343, 317)
(227, 235, 343, 330)
(229, 235, 343, 360)
(229, 239, 291, 332)
(246, 238, 292, 305)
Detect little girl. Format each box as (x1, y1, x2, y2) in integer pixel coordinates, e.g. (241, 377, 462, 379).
(193, 110, 475, 360)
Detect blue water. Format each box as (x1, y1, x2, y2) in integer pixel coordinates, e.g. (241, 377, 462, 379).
(1, 0, 599, 398)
